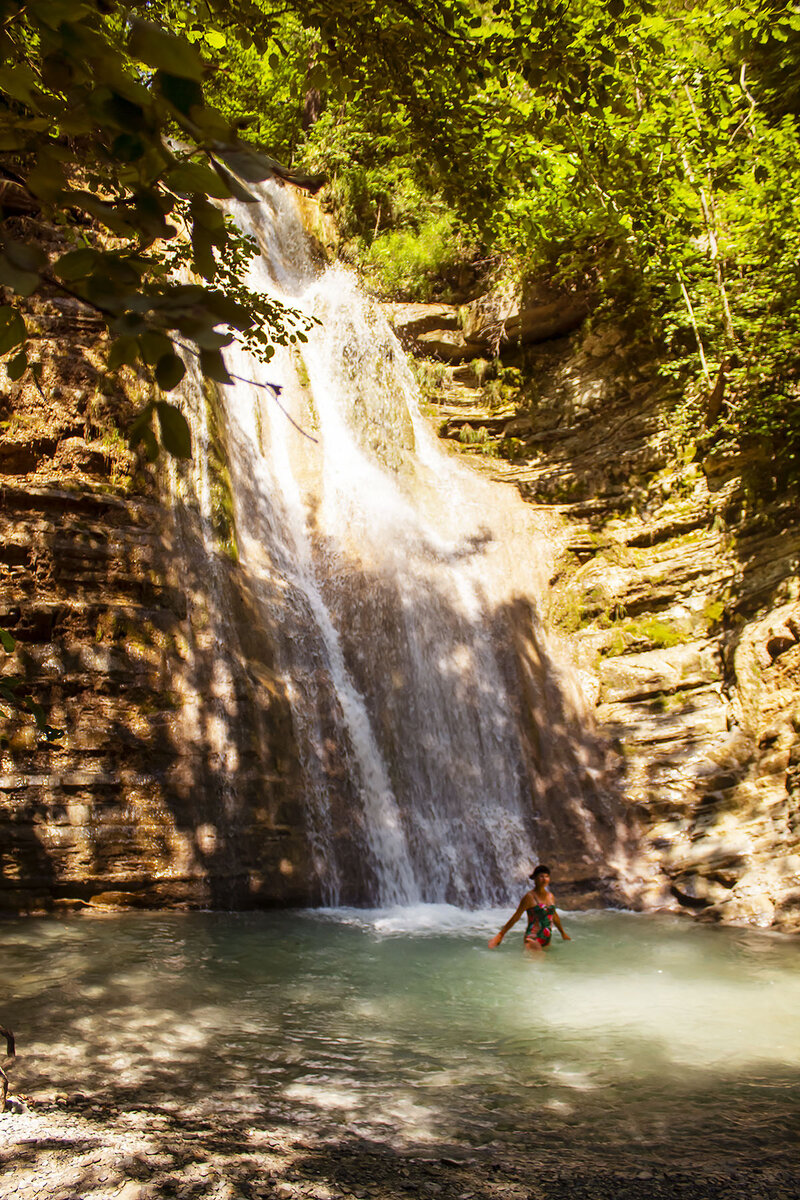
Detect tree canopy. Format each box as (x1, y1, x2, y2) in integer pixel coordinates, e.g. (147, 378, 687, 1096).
(0, 0, 798, 470)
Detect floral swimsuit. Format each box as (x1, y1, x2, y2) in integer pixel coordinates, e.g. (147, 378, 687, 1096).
(524, 901, 556, 947)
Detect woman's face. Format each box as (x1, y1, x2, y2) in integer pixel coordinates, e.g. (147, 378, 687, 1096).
(536, 872, 550, 888)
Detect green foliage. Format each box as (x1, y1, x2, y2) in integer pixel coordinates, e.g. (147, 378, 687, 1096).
(0, 0, 798, 482)
(602, 615, 688, 656)
(0, 0, 316, 459)
(273, 0, 800, 487)
(365, 212, 463, 301)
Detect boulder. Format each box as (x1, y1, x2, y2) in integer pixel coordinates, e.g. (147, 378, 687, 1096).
(462, 283, 587, 351)
(414, 328, 473, 362)
(384, 302, 460, 339)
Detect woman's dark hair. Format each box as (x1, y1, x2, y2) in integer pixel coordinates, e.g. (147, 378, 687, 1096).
(530, 864, 551, 880)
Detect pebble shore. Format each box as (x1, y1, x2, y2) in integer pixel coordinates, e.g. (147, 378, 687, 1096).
(2, 1093, 798, 1200)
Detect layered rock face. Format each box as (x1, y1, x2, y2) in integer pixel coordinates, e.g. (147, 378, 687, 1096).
(0, 301, 313, 911)
(398, 294, 800, 931)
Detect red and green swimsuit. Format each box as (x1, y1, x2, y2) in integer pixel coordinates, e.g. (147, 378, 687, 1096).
(525, 901, 556, 947)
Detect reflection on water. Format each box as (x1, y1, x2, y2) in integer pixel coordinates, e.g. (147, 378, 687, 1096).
(2, 909, 799, 1163)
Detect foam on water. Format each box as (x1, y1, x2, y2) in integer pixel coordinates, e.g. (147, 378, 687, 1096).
(313, 903, 506, 936)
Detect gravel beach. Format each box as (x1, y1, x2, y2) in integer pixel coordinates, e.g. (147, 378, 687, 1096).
(2, 1091, 798, 1200)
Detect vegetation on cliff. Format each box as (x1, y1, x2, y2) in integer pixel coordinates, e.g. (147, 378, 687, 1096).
(1, 1, 797, 481)
(286, 1, 800, 487)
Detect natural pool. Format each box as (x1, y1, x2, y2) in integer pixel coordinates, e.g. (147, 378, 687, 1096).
(2, 907, 800, 1172)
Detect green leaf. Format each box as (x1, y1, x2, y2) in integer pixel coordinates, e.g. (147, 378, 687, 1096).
(111, 133, 146, 163)
(208, 159, 257, 203)
(140, 426, 159, 462)
(155, 352, 186, 391)
(200, 349, 233, 384)
(140, 330, 173, 365)
(191, 223, 217, 279)
(0, 628, 15, 653)
(54, 248, 101, 281)
(0, 307, 27, 355)
(128, 19, 204, 81)
(0, 63, 42, 106)
(156, 401, 192, 458)
(108, 337, 140, 370)
(7, 349, 27, 380)
(164, 162, 232, 199)
(128, 403, 154, 448)
(213, 147, 279, 184)
(4, 240, 46, 272)
(156, 72, 205, 116)
(0, 254, 40, 297)
(26, 156, 67, 202)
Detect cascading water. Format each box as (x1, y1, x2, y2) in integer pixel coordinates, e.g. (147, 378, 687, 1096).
(176, 181, 613, 909)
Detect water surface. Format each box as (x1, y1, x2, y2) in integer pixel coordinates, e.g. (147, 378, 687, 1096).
(3, 908, 799, 1167)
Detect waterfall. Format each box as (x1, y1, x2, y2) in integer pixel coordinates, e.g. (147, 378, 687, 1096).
(175, 181, 612, 909)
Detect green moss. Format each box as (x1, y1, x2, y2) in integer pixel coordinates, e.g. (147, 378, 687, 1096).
(549, 589, 590, 634)
(640, 618, 684, 647)
(704, 598, 725, 628)
(600, 614, 688, 656)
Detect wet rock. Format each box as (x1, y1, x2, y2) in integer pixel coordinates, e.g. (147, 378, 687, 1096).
(414, 328, 473, 362)
(53, 436, 110, 476)
(384, 303, 460, 340)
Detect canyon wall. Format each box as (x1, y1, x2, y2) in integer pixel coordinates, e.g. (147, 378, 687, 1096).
(0, 296, 315, 911)
(4, 264, 800, 928)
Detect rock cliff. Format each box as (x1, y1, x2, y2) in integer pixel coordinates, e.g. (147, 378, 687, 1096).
(0, 297, 315, 911)
(392, 292, 800, 931)
(4, 272, 800, 929)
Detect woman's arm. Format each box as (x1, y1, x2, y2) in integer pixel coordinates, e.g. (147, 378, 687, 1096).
(552, 908, 571, 941)
(488, 896, 529, 948)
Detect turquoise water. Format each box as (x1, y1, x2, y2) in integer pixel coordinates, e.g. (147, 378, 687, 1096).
(2, 908, 799, 1164)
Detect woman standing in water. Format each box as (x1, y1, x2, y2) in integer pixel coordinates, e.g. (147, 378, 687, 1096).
(488, 864, 571, 953)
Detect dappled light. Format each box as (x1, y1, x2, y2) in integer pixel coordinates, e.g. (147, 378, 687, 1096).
(2, 909, 800, 1196)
